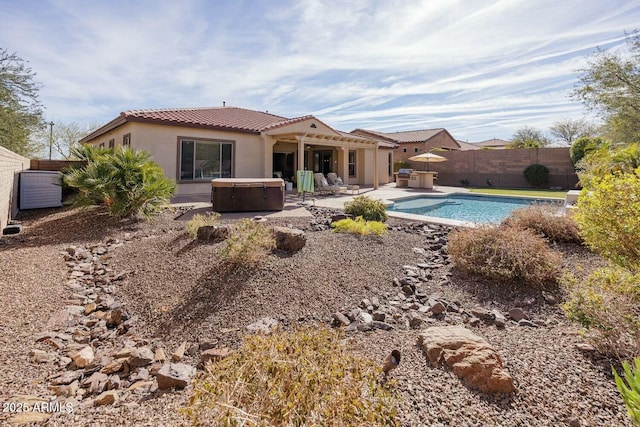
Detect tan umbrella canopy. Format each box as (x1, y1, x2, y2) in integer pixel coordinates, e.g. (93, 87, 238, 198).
(408, 152, 447, 171)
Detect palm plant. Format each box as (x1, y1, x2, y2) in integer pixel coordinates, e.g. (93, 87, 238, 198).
(64, 147, 176, 218)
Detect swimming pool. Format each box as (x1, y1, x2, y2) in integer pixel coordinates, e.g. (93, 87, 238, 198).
(388, 194, 562, 224)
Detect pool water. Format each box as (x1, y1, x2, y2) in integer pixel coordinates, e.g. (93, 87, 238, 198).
(388, 194, 562, 224)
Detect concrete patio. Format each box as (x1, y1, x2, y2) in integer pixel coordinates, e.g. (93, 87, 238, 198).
(171, 183, 470, 225)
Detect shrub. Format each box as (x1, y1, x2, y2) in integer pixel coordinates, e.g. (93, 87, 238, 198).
(185, 212, 221, 238)
(331, 216, 387, 236)
(185, 326, 398, 426)
(447, 225, 561, 287)
(562, 266, 640, 358)
(393, 160, 409, 172)
(219, 219, 275, 267)
(575, 171, 640, 272)
(613, 357, 640, 425)
(501, 203, 582, 244)
(570, 136, 605, 166)
(63, 147, 176, 218)
(523, 163, 550, 188)
(344, 196, 388, 222)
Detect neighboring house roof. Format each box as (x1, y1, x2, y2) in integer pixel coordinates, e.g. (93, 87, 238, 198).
(456, 140, 482, 151)
(350, 128, 460, 149)
(80, 106, 325, 143)
(475, 138, 511, 148)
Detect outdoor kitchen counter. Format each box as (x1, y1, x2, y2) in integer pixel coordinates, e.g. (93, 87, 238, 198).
(408, 171, 437, 189)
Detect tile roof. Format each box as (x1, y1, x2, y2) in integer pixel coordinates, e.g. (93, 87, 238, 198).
(123, 107, 290, 133)
(456, 140, 482, 150)
(351, 128, 446, 143)
(475, 138, 511, 147)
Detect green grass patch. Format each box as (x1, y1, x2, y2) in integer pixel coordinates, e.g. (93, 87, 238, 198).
(468, 188, 567, 199)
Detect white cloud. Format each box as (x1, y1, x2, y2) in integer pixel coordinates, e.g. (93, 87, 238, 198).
(1, 0, 639, 141)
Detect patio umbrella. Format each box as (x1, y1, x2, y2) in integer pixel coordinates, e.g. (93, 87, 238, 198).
(408, 152, 447, 171)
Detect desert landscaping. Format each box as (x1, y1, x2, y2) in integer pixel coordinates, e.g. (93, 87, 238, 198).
(0, 203, 630, 426)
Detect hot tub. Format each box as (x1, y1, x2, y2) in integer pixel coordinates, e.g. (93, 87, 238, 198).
(211, 178, 285, 212)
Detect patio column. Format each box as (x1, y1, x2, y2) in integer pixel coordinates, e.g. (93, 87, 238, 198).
(262, 134, 276, 178)
(296, 134, 305, 171)
(340, 147, 348, 184)
(374, 142, 379, 189)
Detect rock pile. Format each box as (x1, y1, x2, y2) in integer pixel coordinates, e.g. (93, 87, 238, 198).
(29, 238, 229, 410)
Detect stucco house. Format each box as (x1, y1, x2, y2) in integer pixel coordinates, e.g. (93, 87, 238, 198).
(80, 106, 396, 195)
(350, 128, 461, 169)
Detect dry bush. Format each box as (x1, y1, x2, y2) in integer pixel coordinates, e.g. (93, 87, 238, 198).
(185, 327, 398, 426)
(447, 225, 561, 287)
(563, 266, 640, 359)
(219, 219, 275, 268)
(501, 203, 582, 244)
(185, 212, 221, 238)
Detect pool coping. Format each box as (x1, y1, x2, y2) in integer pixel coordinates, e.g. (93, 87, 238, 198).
(384, 191, 565, 228)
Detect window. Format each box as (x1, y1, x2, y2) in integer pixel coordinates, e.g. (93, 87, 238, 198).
(123, 134, 131, 147)
(388, 152, 392, 176)
(402, 148, 407, 153)
(108, 139, 115, 149)
(414, 147, 419, 153)
(179, 138, 233, 181)
(99, 142, 105, 148)
(348, 150, 356, 178)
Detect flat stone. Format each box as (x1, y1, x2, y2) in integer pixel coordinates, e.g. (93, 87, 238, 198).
(30, 349, 56, 364)
(518, 319, 539, 328)
(575, 343, 596, 352)
(154, 363, 195, 390)
(154, 348, 167, 362)
(51, 370, 83, 386)
(508, 308, 528, 322)
(372, 311, 386, 322)
(430, 301, 446, 315)
(71, 346, 94, 368)
(332, 312, 351, 327)
(171, 341, 187, 362)
(372, 321, 394, 331)
(101, 359, 123, 374)
(129, 347, 154, 367)
(94, 390, 118, 406)
(48, 380, 79, 397)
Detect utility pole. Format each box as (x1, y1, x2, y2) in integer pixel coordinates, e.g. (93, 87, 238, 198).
(48, 121, 54, 160)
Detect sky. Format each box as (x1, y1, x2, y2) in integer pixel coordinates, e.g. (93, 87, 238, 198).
(1, 0, 640, 143)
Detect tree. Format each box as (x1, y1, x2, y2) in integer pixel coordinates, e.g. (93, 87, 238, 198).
(31, 121, 100, 160)
(508, 126, 551, 148)
(549, 119, 596, 145)
(573, 31, 640, 144)
(0, 48, 44, 156)
(570, 136, 606, 166)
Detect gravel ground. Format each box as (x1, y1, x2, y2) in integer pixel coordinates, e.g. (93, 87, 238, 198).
(0, 205, 630, 426)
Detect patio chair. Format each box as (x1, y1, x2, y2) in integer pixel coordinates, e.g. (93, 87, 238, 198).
(327, 172, 348, 193)
(313, 173, 340, 194)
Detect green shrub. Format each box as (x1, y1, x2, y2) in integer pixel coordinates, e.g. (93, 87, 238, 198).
(185, 326, 398, 426)
(186, 212, 221, 238)
(563, 266, 640, 358)
(613, 357, 640, 426)
(523, 163, 550, 188)
(393, 160, 409, 172)
(447, 225, 561, 287)
(344, 196, 388, 222)
(63, 147, 176, 218)
(501, 203, 582, 244)
(575, 171, 640, 272)
(219, 219, 275, 267)
(578, 143, 640, 189)
(570, 136, 605, 166)
(331, 216, 387, 236)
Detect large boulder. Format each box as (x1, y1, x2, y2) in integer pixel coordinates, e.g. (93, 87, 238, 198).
(271, 226, 306, 252)
(417, 326, 515, 394)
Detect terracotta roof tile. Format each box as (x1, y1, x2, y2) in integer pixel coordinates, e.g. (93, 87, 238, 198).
(123, 106, 288, 133)
(352, 128, 446, 143)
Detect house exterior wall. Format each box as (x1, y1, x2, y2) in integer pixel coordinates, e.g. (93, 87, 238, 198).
(0, 145, 30, 232)
(377, 149, 394, 184)
(394, 131, 460, 166)
(424, 147, 578, 189)
(86, 122, 268, 195)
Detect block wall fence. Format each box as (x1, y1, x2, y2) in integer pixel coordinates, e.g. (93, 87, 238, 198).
(408, 147, 579, 189)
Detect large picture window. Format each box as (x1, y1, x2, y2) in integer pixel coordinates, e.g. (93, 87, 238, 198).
(180, 139, 233, 181)
(348, 150, 356, 177)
